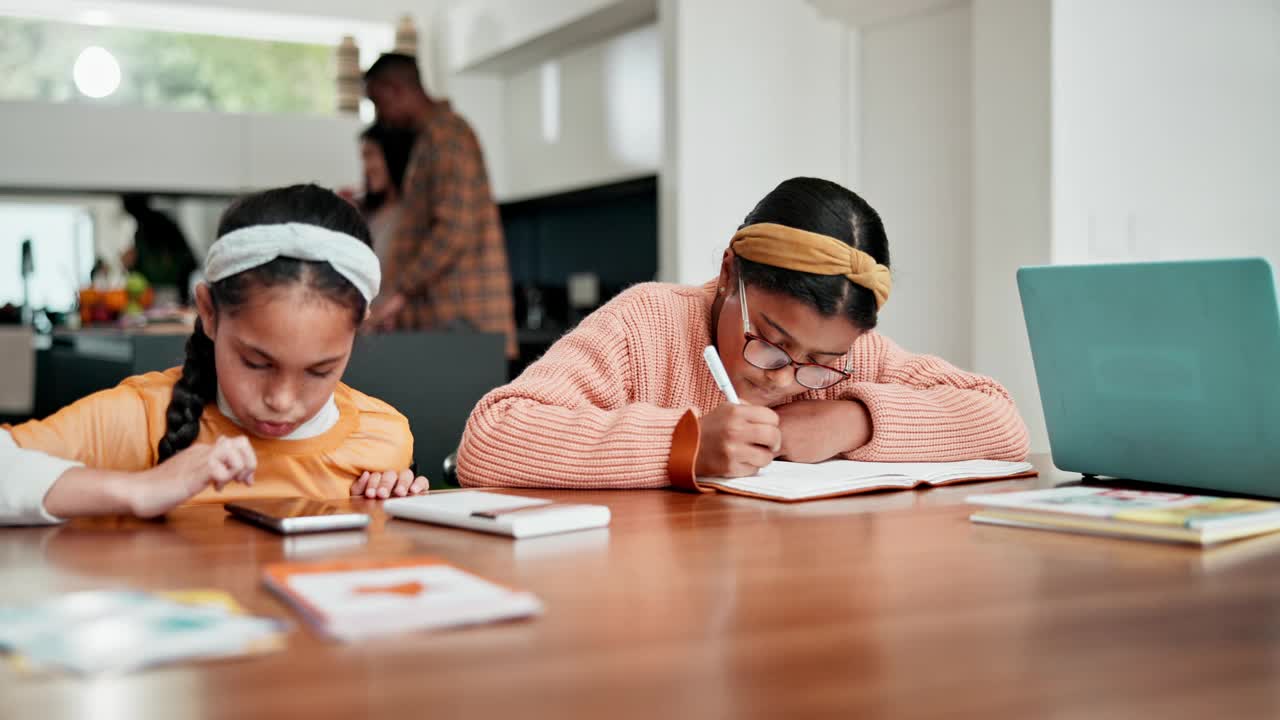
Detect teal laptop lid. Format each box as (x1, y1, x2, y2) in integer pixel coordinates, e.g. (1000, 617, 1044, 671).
(1017, 258, 1280, 496)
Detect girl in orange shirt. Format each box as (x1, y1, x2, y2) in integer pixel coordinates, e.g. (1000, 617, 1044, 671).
(1, 184, 427, 525)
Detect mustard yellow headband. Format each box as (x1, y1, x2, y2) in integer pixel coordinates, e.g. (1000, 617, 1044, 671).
(730, 222, 892, 310)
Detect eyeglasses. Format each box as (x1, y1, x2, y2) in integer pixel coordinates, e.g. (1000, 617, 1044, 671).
(736, 274, 851, 390)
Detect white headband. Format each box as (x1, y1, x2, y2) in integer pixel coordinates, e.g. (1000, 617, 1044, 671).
(204, 222, 381, 302)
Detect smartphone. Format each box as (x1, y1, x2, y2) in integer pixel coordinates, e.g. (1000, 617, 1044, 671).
(225, 498, 370, 535)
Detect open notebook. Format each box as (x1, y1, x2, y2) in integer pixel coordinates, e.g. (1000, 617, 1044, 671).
(699, 459, 1036, 502)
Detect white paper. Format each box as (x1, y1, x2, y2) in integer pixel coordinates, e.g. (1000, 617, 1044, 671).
(702, 459, 1035, 501)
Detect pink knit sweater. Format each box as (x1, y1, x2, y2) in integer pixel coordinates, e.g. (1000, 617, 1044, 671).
(458, 281, 1029, 489)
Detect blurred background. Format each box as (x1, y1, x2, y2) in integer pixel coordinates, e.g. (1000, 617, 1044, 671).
(0, 0, 1277, 478)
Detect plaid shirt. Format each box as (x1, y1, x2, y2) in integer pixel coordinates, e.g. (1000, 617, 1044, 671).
(384, 101, 516, 357)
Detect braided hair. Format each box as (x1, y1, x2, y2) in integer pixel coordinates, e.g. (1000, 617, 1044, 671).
(156, 184, 372, 462)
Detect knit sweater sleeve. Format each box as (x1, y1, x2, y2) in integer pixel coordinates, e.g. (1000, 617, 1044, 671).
(457, 304, 694, 489)
(832, 334, 1030, 462)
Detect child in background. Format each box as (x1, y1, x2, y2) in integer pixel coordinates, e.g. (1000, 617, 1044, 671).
(357, 123, 417, 294)
(1, 184, 427, 525)
(458, 177, 1029, 490)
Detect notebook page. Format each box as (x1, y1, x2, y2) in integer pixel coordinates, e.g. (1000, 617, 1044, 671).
(700, 460, 916, 501)
(702, 459, 1035, 501)
(909, 459, 1036, 483)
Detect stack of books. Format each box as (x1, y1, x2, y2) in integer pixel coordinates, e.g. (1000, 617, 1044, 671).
(968, 486, 1280, 545)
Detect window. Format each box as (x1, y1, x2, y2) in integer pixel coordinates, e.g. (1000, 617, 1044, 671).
(0, 202, 95, 313)
(0, 16, 336, 115)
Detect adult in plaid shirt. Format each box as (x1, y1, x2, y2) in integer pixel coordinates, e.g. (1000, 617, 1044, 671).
(363, 53, 517, 358)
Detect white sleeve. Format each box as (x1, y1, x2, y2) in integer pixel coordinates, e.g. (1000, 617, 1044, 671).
(0, 429, 80, 526)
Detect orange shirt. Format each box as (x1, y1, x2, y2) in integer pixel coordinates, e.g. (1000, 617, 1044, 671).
(5, 368, 412, 503)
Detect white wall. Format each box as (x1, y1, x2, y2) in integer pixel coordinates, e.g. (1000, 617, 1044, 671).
(435, 0, 662, 202)
(1053, 0, 1280, 269)
(972, 0, 1051, 453)
(500, 24, 659, 201)
(416, 4, 509, 199)
(856, 3, 974, 365)
(660, 0, 844, 285)
(658, 0, 984, 366)
(66, 0, 429, 21)
(444, 0, 630, 70)
(0, 101, 363, 194)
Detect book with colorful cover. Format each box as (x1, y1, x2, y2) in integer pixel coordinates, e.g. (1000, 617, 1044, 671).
(263, 556, 542, 641)
(967, 486, 1280, 545)
(0, 589, 286, 675)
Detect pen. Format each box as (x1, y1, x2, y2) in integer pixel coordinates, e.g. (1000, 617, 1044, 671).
(702, 346, 741, 405)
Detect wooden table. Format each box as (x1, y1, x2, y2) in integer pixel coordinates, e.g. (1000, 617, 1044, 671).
(4, 455, 1279, 719)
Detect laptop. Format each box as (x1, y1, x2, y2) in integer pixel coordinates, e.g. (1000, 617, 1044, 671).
(1017, 258, 1280, 497)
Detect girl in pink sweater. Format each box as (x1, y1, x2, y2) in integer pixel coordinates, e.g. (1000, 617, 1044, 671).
(459, 178, 1029, 490)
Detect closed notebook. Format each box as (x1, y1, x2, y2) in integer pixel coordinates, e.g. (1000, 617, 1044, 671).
(384, 491, 611, 538)
(263, 556, 542, 641)
(699, 459, 1036, 502)
(968, 486, 1280, 545)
